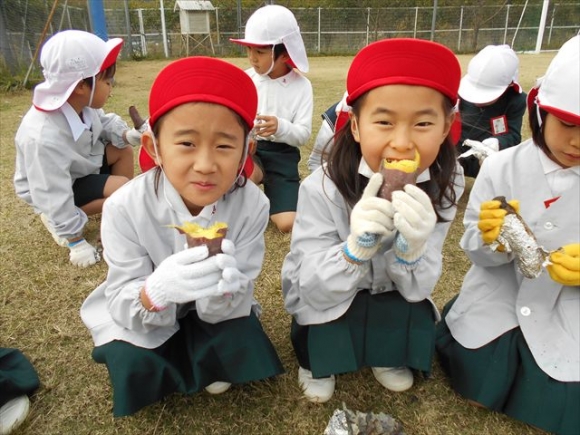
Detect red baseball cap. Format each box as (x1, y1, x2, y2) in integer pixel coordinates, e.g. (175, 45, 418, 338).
(346, 38, 461, 106)
(148, 57, 258, 130)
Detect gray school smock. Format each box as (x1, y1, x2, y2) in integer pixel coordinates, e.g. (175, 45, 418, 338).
(307, 119, 333, 173)
(445, 139, 580, 382)
(281, 161, 465, 326)
(13, 103, 129, 239)
(80, 170, 270, 349)
(247, 68, 313, 147)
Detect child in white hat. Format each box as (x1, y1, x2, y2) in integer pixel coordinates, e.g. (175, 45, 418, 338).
(14, 30, 140, 267)
(457, 44, 527, 177)
(437, 34, 580, 435)
(231, 5, 313, 233)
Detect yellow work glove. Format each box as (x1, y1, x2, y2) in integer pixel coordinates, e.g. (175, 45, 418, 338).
(547, 243, 580, 286)
(478, 199, 520, 245)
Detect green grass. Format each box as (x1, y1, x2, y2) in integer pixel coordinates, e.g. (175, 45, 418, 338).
(0, 54, 555, 434)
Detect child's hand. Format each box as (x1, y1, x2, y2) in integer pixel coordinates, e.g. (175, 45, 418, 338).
(145, 245, 236, 310)
(254, 115, 278, 137)
(547, 243, 580, 286)
(217, 239, 242, 295)
(478, 199, 520, 245)
(391, 185, 436, 265)
(344, 173, 395, 264)
(68, 239, 101, 267)
(124, 128, 143, 147)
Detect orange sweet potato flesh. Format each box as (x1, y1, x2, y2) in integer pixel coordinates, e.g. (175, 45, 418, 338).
(377, 151, 420, 200)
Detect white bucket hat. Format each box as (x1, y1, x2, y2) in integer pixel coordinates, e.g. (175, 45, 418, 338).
(532, 34, 580, 124)
(230, 5, 309, 73)
(33, 30, 123, 111)
(458, 44, 520, 105)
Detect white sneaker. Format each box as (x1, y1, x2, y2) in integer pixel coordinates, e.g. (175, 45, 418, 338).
(40, 214, 68, 247)
(372, 366, 414, 392)
(0, 396, 30, 435)
(298, 367, 335, 403)
(204, 381, 231, 395)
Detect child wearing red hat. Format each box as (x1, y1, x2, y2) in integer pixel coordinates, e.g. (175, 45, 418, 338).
(456, 45, 527, 178)
(282, 38, 465, 403)
(13, 30, 141, 267)
(80, 57, 284, 417)
(231, 4, 313, 233)
(436, 34, 580, 435)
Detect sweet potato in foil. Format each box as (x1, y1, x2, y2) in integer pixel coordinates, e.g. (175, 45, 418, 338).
(492, 196, 549, 279)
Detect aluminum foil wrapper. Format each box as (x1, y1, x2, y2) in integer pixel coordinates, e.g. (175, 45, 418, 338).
(324, 406, 406, 435)
(491, 197, 549, 279)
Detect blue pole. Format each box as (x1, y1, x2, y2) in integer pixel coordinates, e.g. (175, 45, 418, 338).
(87, 0, 108, 41)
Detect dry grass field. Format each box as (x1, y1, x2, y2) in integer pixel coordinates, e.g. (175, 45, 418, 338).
(0, 52, 555, 434)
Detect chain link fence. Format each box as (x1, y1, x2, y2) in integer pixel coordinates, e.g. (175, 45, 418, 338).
(2, 1, 579, 77)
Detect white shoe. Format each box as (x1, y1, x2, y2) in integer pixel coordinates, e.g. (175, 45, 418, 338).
(372, 366, 414, 392)
(0, 396, 30, 435)
(204, 381, 231, 395)
(40, 214, 68, 247)
(298, 367, 335, 403)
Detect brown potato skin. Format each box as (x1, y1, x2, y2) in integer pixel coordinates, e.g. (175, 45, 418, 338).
(378, 166, 418, 200)
(179, 228, 228, 256)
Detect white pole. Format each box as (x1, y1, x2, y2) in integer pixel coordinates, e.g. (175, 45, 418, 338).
(535, 0, 550, 53)
(317, 7, 321, 53)
(503, 4, 510, 45)
(366, 7, 370, 45)
(160, 0, 169, 58)
(458, 6, 463, 51)
(138, 9, 147, 56)
(414, 7, 418, 39)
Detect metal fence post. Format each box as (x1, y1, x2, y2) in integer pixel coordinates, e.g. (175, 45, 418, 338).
(159, 0, 168, 57)
(503, 4, 510, 45)
(366, 8, 370, 45)
(548, 3, 556, 45)
(317, 7, 321, 53)
(431, 0, 437, 41)
(215, 8, 220, 46)
(137, 8, 147, 56)
(535, 0, 550, 53)
(458, 6, 463, 51)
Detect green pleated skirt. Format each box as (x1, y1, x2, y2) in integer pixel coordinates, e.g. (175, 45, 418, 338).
(0, 348, 40, 406)
(436, 297, 580, 435)
(93, 310, 284, 417)
(291, 290, 437, 379)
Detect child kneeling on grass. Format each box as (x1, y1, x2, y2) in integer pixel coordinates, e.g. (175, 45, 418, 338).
(436, 34, 580, 435)
(281, 38, 465, 403)
(80, 57, 284, 417)
(14, 30, 141, 267)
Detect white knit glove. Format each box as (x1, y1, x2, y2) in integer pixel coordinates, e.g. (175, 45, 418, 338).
(125, 128, 143, 147)
(68, 239, 101, 267)
(391, 185, 437, 265)
(215, 239, 242, 295)
(344, 173, 395, 264)
(145, 241, 239, 310)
